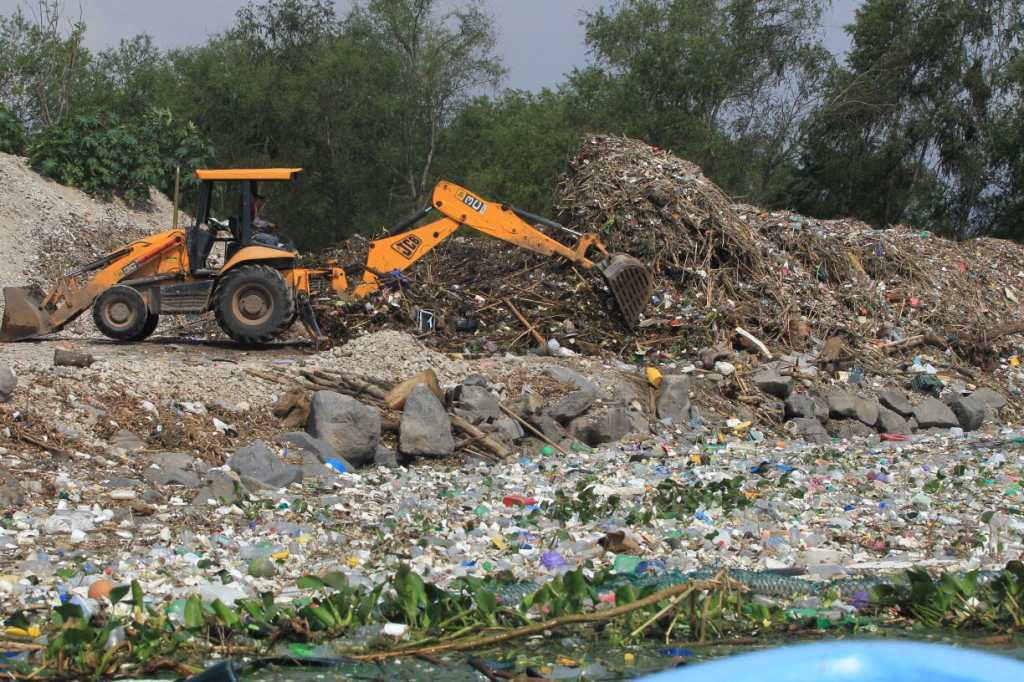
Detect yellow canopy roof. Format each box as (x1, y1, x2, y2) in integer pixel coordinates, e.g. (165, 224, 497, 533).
(194, 168, 303, 181)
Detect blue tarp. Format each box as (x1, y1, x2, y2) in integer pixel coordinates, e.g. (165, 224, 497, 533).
(640, 641, 1024, 682)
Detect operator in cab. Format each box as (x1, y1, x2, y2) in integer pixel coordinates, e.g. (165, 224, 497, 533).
(250, 191, 293, 250)
(252, 192, 276, 235)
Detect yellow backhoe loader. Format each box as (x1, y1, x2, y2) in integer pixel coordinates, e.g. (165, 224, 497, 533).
(0, 168, 653, 345)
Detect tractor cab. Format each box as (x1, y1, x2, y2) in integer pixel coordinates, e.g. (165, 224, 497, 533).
(188, 168, 302, 274)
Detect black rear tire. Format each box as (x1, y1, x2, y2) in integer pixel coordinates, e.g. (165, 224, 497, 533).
(93, 286, 150, 341)
(213, 265, 295, 344)
(128, 313, 160, 342)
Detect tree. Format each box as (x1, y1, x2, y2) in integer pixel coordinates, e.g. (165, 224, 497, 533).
(86, 34, 176, 121)
(351, 0, 504, 208)
(572, 0, 831, 202)
(792, 0, 1022, 238)
(987, 53, 1024, 238)
(440, 89, 582, 214)
(168, 0, 415, 247)
(0, 103, 26, 153)
(28, 108, 213, 204)
(0, 1, 91, 128)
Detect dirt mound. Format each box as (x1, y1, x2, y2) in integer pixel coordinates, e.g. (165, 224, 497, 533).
(0, 151, 176, 320)
(320, 329, 470, 384)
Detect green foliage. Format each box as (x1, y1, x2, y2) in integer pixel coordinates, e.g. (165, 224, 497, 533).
(648, 476, 751, 518)
(28, 111, 159, 203)
(18, 562, 1024, 679)
(545, 478, 622, 523)
(85, 34, 178, 121)
(792, 0, 1022, 238)
(353, 0, 504, 208)
(572, 0, 831, 203)
(0, 104, 25, 153)
(0, 1, 93, 127)
(2, 0, 1023, 245)
(27, 108, 212, 204)
(439, 89, 581, 215)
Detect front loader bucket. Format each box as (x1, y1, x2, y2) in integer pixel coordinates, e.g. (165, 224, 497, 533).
(598, 254, 654, 328)
(0, 287, 53, 341)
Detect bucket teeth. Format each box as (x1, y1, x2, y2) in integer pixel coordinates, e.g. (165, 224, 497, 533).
(0, 286, 51, 341)
(598, 254, 654, 328)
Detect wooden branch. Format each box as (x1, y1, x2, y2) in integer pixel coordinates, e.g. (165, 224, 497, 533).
(637, 333, 690, 348)
(450, 414, 512, 458)
(504, 298, 546, 347)
(877, 333, 947, 353)
(244, 368, 295, 385)
(959, 321, 1024, 350)
(14, 431, 70, 459)
(735, 326, 772, 359)
(499, 405, 569, 456)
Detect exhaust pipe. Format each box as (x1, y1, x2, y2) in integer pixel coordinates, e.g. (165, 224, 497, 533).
(0, 287, 53, 341)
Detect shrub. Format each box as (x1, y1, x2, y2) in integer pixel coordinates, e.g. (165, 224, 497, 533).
(0, 104, 26, 154)
(27, 109, 214, 205)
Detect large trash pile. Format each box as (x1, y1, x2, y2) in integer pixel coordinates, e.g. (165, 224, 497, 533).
(317, 136, 1024, 368)
(556, 135, 1024, 356)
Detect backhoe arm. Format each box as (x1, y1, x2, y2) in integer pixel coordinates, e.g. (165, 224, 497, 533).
(430, 181, 608, 265)
(349, 180, 653, 326)
(353, 181, 606, 297)
(353, 216, 461, 297)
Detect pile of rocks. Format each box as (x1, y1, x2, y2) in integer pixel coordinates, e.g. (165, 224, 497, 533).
(293, 364, 663, 468)
(770, 372, 1008, 444)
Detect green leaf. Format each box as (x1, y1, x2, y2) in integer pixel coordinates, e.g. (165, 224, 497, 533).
(4, 612, 30, 630)
(184, 595, 204, 629)
(108, 585, 130, 605)
(55, 603, 84, 621)
(131, 580, 144, 608)
(297, 575, 327, 590)
(357, 585, 383, 624)
(322, 571, 349, 590)
(62, 626, 94, 645)
(308, 605, 336, 628)
(615, 584, 637, 605)
(394, 565, 427, 626)
(564, 569, 587, 597)
(473, 587, 497, 615)
(211, 599, 239, 626)
(237, 599, 264, 622)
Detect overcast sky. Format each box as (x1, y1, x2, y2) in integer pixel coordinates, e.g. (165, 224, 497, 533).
(1, 0, 862, 91)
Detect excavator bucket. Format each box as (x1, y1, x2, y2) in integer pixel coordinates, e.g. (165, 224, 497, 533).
(597, 254, 655, 328)
(0, 287, 53, 341)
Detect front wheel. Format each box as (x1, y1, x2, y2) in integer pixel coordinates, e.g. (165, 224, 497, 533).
(93, 286, 150, 341)
(213, 265, 295, 344)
